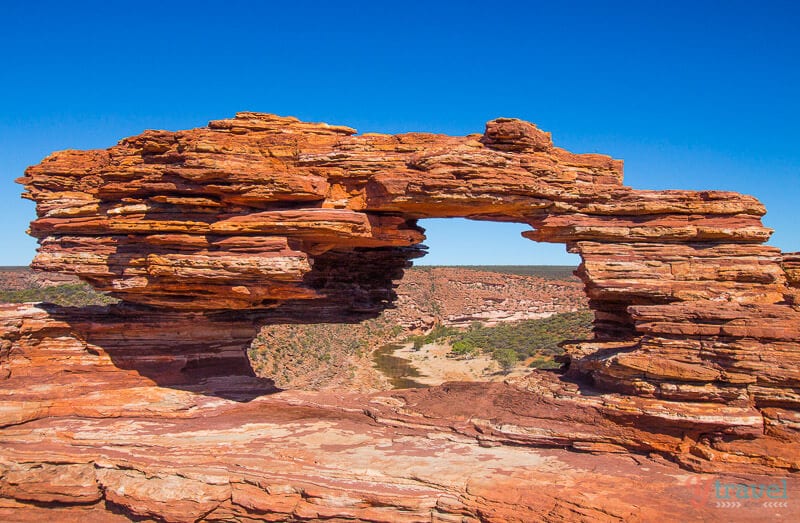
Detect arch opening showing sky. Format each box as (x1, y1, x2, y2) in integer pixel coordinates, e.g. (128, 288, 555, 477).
(415, 218, 579, 266)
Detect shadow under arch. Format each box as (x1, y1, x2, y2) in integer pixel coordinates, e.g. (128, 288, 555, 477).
(37, 302, 281, 402)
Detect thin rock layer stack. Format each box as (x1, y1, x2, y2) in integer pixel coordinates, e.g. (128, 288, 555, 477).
(2, 114, 799, 520)
(17, 113, 799, 408)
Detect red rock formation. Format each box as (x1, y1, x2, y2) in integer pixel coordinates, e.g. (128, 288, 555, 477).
(1, 302, 798, 521)
(784, 252, 800, 307)
(3, 113, 800, 520)
(17, 112, 796, 397)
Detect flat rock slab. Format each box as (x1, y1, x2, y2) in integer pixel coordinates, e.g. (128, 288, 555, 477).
(2, 388, 797, 522)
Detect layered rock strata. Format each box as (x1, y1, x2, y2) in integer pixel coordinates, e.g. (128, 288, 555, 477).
(3, 113, 799, 520)
(17, 113, 798, 402)
(1, 302, 798, 521)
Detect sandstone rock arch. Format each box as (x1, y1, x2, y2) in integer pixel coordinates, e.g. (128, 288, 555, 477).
(3, 114, 799, 519)
(18, 113, 799, 407)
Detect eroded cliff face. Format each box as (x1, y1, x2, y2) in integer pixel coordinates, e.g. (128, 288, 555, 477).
(2, 113, 799, 521)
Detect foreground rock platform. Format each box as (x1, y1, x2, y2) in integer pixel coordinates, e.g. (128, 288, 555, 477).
(3, 113, 800, 520)
(1, 304, 798, 522)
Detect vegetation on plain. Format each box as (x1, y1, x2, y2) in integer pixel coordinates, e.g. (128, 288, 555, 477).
(406, 311, 593, 372)
(0, 284, 117, 307)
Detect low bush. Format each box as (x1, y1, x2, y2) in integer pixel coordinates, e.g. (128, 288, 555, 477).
(0, 284, 118, 307)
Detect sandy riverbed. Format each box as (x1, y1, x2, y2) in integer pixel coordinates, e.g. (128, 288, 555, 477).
(392, 341, 533, 385)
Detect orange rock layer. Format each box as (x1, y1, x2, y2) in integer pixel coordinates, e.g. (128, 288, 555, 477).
(3, 113, 800, 520)
(1, 303, 798, 522)
(16, 113, 799, 399)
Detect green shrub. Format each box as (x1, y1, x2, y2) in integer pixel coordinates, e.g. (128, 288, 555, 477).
(407, 323, 460, 350)
(425, 324, 459, 342)
(529, 355, 563, 370)
(447, 311, 592, 361)
(492, 348, 518, 372)
(451, 339, 478, 357)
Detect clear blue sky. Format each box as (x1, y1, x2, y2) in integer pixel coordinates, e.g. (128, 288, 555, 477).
(2, 0, 798, 266)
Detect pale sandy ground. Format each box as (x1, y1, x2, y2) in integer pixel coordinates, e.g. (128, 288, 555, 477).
(393, 342, 532, 385)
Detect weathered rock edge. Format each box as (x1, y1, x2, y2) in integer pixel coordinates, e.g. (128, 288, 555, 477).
(16, 112, 800, 408)
(1, 303, 798, 522)
(2, 113, 799, 520)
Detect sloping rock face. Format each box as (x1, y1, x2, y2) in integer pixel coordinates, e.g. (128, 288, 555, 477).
(3, 113, 799, 521)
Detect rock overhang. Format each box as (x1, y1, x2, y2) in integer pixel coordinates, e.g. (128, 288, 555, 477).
(18, 113, 772, 311)
(2, 114, 799, 519)
(15, 112, 800, 410)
